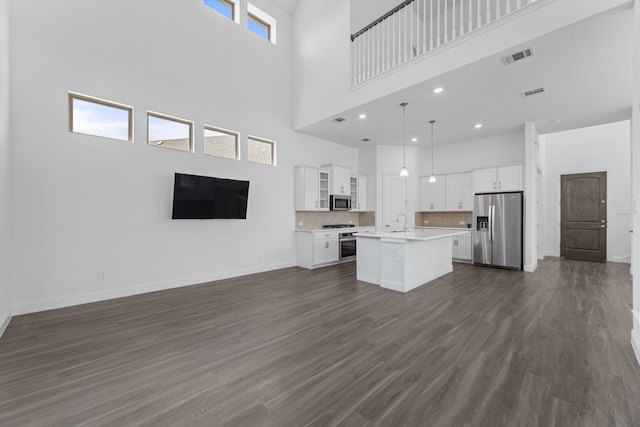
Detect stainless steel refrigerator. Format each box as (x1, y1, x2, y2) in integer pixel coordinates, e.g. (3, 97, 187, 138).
(473, 192, 523, 270)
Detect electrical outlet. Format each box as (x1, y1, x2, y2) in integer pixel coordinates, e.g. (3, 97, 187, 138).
(424, 220, 429, 224)
(298, 221, 303, 227)
(459, 221, 465, 225)
(349, 220, 353, 224)
(98, 272, 106, 281)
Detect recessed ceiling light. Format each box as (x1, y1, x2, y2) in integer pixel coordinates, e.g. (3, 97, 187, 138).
(411, 137, 418, 142)
(358, 114, 367, 119)
(474, 123, 483, 129)
(433, 87, 444, 94)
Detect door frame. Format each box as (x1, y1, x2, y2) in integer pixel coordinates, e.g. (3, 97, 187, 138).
(554, 167, 611, 261)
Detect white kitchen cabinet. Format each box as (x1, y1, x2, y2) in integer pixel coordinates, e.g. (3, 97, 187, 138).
(445, 173, 473, 211)
(295, 166, 330, 211)
(419, 175, 446, 211)
(313, 236, 339, 265)
(473, 165, 523, 193)
(296, 230, 343, 268)
(452, 235, 472, 262)
(350, 175, 368, 211)
(323, 165, 351, 196)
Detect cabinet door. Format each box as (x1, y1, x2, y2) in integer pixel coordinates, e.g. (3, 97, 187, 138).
(445, 173, 473, 211)
(350, 176, 359, 211)
(497, 165, 523, 191)
(331, 167, 351, 196)
(458, 237, 472, 260)
(313, 238, 339, 264)
(318, 170, 330, 210)
(357, 176, 368, 211)
(295, 166, 319, 211)
(473, 168, 498, 193)
(419, 176, 445, 211)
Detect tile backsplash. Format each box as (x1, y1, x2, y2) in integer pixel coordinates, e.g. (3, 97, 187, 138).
(415, 211, 473, 228)
(296, 211, 375, 230)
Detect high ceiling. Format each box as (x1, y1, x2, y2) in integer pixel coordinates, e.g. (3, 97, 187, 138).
(298, 6, 633, 148)
(271, 0, 299, 13)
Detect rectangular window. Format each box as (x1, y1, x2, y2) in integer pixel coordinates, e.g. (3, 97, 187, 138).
(204, 126, 239, 160)
(69, 92, 132, 142)
(247, 3, 276, 44)
(147, 112, 193, 153)
(203, 0, 237, 22)
(248, 136, 275, 166)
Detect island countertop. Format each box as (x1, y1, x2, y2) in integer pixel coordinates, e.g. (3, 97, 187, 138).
(355, 228, 467, 241)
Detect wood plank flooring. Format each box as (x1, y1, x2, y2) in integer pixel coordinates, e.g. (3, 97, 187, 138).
(1, 258, 639, 426)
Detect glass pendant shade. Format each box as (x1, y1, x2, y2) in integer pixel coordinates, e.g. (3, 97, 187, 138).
(428, 174, 437, 183)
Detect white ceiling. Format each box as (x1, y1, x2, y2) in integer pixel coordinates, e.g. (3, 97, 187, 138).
(271, 0, 299, 13)
(298, 6, 633, 148)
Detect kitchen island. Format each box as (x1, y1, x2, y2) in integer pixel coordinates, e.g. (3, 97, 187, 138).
(356, 229, 467, 293)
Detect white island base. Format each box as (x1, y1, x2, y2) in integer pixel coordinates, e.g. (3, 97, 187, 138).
(356, 229, 466, 293)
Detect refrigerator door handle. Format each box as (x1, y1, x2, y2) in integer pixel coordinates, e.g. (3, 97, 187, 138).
(490, 205, 495, 243)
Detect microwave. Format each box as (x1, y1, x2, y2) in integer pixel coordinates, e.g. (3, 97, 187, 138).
(330, 195, 352, 211)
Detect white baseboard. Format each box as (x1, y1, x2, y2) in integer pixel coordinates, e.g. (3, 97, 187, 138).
(524, 261, 538, 273)
(0, 307, 12, 338)
(632, 310, 640, 367)
(12, 261, 296, 316)
(611, 254, 631, 264)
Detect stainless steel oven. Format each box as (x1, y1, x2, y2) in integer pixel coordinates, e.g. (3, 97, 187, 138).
(339, 231, 356, 260)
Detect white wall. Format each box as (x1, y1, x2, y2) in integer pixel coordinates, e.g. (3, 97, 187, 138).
(0, 0, 12, 335)
(350, 0, 399, 33)
(9, 0, 358, 314)
(631, 0, 640, 363)
(541, 120, 631, 263)
(417, 130, 525, 176)
(294, 0, 629, 129)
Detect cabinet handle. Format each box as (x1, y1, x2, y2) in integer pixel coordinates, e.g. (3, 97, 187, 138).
(315, 201, 318, 208)
(325, 241, 329, 248)
(493, 182, 497, 190)
(498, 182, 502, 190)
(458, 202, 462, 210)
(430, 202, 434, 210)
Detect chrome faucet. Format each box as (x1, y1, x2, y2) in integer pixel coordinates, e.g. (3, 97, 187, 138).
(397, 213, 408, 233)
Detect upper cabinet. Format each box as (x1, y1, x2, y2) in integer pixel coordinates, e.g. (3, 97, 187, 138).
(419, 175, 446, 211)
(350, 175, 369, 212)
(473, 165, 523, 193)
(324, 165, 351, 196)
(295, 166, 330, 211)
(445, 173, 473, 211)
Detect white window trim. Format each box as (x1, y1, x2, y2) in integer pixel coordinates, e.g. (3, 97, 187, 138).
(68, 91, 134, 142)
(203, 124, 240, 160)
(248, 135, 276, 166)
(247, 3, 276, 44)
(147, 111, 194, 153)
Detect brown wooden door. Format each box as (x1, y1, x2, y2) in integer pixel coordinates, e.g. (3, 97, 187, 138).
(560, 172, 607, 262)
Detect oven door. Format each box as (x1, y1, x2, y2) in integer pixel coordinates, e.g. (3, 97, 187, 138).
(340, 237, 357, 260)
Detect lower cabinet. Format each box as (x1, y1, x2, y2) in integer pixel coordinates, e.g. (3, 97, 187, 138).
(452, 234, 472, 262)
(313, 237, 339, 265)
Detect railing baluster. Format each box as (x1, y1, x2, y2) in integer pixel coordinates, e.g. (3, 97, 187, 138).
(485, 0, 489, 24)
(506, 0, 511, 14)
(444, 0, 448, 43)
(496, 0, 500, 19)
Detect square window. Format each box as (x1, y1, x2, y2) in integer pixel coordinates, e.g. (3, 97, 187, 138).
(147, 112, 193, 153)
(248, 136, 275, 166)
(247, 3, 276, 44)
(204, 0, 237, 22)
(204, 126, 239, 160)
(69, 92, 132, 142)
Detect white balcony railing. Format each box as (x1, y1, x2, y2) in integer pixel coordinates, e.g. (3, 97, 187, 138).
(351, 0, 539, 86)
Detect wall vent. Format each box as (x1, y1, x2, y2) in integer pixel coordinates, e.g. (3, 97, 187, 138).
(502, 47, 535, 65)
(333, 117, 346, 123)
(361, 138, 371, 142)
(521, 87, 546, 98)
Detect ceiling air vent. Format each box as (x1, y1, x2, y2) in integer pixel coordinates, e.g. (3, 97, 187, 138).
(333, 117, 346, 123)
(502, 47, 535, 65)
(361, 138, 371, 142)
(521, 87, 546, 98)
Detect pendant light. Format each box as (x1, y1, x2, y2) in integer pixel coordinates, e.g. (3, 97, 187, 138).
(399, 102, 409, 177)
(428, 120, 437, 183)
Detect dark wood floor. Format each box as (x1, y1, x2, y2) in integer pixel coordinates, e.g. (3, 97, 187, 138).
(1, 258, 639, 427)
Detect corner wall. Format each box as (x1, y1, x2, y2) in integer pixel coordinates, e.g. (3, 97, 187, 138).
(0, 0, 12, 336)
(541, 120, 632, 263)
(631, 0, 640, 365)
(9, 0, 359, 314)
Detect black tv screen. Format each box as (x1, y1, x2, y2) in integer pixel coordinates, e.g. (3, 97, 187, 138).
(172, 173, 249, 219)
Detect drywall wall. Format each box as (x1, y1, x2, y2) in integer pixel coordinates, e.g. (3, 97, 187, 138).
(417, 130, 525, 176)
(350, 0, 399, 33)
(631, 0, 640, 364)
(9, 0, 358, 314)
(294, 0, 630, 129)
(541, 120, 631, 263)
(0, 0, 11, 335)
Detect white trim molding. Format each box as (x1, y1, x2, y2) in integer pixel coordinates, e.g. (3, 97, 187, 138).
(633, 310, 640, 367)
(0, 308, 12, 338)
(12, 261, 295, 316)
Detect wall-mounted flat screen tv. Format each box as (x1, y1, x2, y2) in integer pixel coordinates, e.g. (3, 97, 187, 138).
(172, 173, 249, 219)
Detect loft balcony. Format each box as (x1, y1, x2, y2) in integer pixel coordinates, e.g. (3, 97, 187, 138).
(351, 0, 540, 86)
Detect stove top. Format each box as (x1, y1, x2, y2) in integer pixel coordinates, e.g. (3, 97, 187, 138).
(323, 224, 355, 229)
